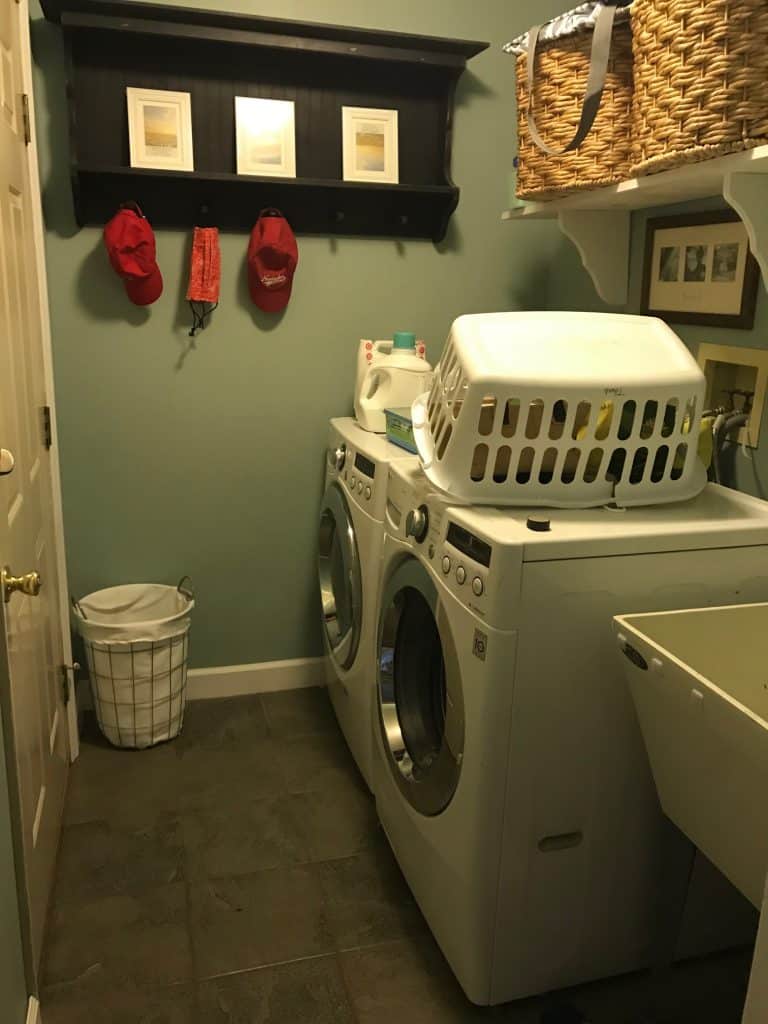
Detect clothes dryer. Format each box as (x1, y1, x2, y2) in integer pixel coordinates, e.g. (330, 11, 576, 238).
(374, 463, 768, 1004)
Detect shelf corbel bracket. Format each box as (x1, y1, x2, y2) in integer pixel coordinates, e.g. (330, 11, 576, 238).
(557, 209, 630, 306)
(724, 171, 768, 292)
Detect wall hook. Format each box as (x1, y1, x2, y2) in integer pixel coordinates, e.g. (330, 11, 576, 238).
(197, 202, 214, 227)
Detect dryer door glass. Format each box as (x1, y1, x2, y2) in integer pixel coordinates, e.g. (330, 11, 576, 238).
(378, 557, 464, 816)
(318, 483, 362, 670)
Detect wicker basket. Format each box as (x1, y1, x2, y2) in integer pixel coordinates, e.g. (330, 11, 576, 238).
(510, 10, 634, 200)
(632, 0, 768, 176)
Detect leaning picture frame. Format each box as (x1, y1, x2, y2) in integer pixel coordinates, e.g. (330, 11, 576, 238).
(126, 87, 194, 172)
(640, 210, 759, 330)
(235, 96, 297, 178)
(342, 106, 399, 184)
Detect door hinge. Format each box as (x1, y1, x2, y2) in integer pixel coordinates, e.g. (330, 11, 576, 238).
(61, 662, 80, 707)
(42, 406, 52, 449)
(21, 93, 31, 146)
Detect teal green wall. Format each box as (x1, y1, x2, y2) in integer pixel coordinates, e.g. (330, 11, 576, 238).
(629, 202, 768, 500)
(36, 2, 763, 671)
(30, 0, 569, 668)
(549, 196, 768, 497)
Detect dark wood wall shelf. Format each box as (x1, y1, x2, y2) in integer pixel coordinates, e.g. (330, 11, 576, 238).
(40, 0, 488, 241)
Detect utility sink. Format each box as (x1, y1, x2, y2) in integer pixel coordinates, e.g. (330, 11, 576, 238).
(614, 602, 768, 910)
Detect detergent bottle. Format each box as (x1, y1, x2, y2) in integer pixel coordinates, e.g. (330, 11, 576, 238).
(354, 332, 432, 433)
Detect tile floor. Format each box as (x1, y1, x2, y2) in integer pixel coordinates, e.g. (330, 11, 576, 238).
(41, 688, 753, 1023)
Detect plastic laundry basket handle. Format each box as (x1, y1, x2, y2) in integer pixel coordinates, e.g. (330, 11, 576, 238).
(411, 392, 436, 471)
(526, 1, 626, 156)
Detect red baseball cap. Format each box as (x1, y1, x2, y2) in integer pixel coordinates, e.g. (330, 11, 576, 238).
(247, 210, 298, 313)
(103, 205, 163, 306)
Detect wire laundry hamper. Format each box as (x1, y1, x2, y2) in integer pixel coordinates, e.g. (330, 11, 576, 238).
(73, 579, 194, 749)
(412, 312, 707, 509)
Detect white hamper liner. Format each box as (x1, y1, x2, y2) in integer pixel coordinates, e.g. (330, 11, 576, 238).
(73, 582, 195, 749)
(413, 312, 708, 509)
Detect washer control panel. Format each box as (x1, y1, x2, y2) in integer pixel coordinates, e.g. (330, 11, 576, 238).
(328, 437, 378, 509)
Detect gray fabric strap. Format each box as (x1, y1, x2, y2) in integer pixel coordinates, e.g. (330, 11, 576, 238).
(526, 2, 617, 156)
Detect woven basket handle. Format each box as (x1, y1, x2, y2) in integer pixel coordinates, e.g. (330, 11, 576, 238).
(526, 1, 622, 156)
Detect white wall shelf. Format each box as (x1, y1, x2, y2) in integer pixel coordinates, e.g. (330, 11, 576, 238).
(503, 144, 768, 306)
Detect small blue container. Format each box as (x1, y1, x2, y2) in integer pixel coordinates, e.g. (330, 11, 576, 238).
(385, 407, 418, 454)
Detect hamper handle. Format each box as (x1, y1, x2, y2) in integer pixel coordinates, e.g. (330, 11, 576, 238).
(411, 392, 436, 471)
(526, 1, 624, 156)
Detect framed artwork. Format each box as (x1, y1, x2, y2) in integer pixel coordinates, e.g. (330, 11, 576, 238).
(235, 97, 297, 178)
(342, 106, 399, 184)
(640, 210, 759, 329)
(126, 87, 194, 172)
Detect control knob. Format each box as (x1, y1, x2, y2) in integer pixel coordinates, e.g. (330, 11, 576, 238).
(405, 504, 429, 543)
(330, 444, 346, 471)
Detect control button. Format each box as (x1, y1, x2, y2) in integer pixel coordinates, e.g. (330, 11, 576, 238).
(365, 485, 371, 500)
(442, 555, 451, 574)
(350, 474, 356, 488)
(456, 565, 466, 585)
(331, 444, 346, 472)
(357, 480, 363, 494)
(472, 576, 484, 597)
(428, 544, 435, 560)
(526, 515, 551, 532)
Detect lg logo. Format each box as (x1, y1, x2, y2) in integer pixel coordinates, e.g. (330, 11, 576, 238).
(472, 629, 487, 662)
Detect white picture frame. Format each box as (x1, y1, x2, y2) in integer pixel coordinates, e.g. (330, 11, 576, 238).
(342, 106, 399, 184)
(235, 97, 297, 178)
(126, 87, 194, 172)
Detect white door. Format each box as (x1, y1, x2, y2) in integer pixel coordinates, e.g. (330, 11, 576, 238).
(0, 0, 70, 978)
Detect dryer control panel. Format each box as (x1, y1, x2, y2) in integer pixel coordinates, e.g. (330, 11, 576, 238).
(437, 512, 523, 631)
(384, 458, 522, 630)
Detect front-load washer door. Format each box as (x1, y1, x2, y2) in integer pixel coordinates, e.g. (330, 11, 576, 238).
(318, 482, 363, 672)
(377, 556, 465, 817)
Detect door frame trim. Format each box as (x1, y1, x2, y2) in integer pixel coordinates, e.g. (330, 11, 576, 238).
(17, 0, 78, 761)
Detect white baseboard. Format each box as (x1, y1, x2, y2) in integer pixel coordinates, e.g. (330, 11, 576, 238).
(187, 657, 326, 700)
(26, 996, 40, 1024)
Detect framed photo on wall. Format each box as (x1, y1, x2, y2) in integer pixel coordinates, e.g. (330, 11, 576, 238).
(342, 106, 399, 184)
(235, 97, 297, 178)
(126, 87, 194, 172)
(640, 210, 759, 329)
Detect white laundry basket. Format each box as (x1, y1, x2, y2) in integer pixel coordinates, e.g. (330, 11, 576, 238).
(412, 312, 707, 508)
(73, 580, 194, 749)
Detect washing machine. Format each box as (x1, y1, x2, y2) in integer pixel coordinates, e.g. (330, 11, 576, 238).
(374, 460, 768, 1005)
(318, 417, 415, 790)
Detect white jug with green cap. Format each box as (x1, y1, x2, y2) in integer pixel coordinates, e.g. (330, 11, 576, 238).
(354, 332, 432, 433)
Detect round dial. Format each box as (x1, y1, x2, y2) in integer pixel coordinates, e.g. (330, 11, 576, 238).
(332, 444, 346, 471)
(405, 504, 429, 543)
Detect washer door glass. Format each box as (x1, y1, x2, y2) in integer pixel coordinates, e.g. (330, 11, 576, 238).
(318, 483, 362, 671)
(378, 557, 464, 816)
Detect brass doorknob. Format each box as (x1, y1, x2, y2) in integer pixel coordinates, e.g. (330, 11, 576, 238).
(2, 567, 42, 603)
